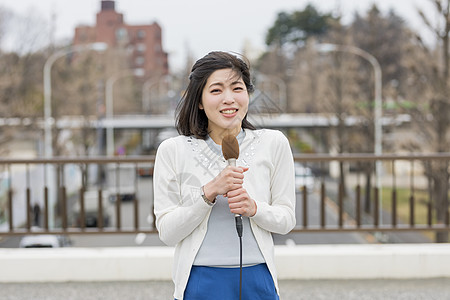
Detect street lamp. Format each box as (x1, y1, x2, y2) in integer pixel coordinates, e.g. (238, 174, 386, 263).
(42, 42, 107, 227)
(315, 43, 383, 221)
(314, 43, 382, 157)
(105, 70, 143, 156)
(142, 75, 171, 113)
(43, 42, 108, 158)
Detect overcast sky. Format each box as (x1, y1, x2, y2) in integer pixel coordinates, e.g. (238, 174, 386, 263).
(0, 0, 437, 71)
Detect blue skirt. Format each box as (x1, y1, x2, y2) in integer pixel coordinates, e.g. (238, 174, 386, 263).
(180, 263, 279, 300)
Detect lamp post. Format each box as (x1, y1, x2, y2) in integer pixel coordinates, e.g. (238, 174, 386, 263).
(43, 42, 107, 227)
(315, 43, 383, 221)
(43, 42, 108, 158)
(105, 70, 143, 156)
(142, 75, 171, 113)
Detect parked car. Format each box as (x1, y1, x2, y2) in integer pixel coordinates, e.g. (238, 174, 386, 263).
(294, 162, 315, 192)
(137, 163, 154, 177)
(106, 163, 136, 202)
(19, 234, 71, 248)
(72, 190, 113, 227)
(108, 187, 136, 203)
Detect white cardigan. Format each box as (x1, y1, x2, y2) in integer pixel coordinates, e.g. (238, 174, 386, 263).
(153, 128, 296, 300)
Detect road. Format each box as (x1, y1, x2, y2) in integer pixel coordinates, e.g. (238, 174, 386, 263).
(274, 186, 369, 245)
(3, 278, 450, 300)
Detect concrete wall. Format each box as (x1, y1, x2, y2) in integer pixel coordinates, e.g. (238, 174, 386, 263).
(1, 244, 450, 282)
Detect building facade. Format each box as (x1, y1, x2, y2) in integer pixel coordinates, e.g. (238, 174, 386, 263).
(73, 0, 169, 77)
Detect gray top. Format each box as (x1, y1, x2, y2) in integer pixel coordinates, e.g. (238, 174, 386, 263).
(193, 130, 265, 266)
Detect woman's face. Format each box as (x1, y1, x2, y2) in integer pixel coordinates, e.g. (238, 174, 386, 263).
(199, 68, 249, 141)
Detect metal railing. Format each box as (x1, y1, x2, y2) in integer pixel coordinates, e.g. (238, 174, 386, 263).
(0, 153, 449, 237)
(291, 153, 449, 235)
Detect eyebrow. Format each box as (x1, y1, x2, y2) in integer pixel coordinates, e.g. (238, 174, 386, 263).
(208, 80, 244, 88)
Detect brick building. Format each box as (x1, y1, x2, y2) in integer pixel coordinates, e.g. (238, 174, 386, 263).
(73, 0, 169, 77)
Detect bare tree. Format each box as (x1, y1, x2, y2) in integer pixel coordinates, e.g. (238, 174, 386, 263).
(0, 6, 12, 49)
(5, 8, 48, 55)
(404, 0, 450, 242)
(0, 8, 48, 158)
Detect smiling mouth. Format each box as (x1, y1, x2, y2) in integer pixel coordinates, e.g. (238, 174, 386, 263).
(220, 109, 238, 115)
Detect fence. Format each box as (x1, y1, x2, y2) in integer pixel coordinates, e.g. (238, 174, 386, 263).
(0, 153, 449, 237)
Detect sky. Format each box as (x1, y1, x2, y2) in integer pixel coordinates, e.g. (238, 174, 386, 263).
(0, 0, 437, 71)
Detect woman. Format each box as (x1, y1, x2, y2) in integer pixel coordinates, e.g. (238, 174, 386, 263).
(154, 51, 296, 299)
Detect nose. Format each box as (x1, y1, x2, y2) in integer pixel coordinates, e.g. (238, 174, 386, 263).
(222, 88, 235, 104)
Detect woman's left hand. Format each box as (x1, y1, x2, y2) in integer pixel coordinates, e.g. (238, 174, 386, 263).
(226, 187, 257, 217)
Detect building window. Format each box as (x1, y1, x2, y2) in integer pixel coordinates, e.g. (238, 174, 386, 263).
(137, 29, 146, 39)
(136, 43, 146, 53)
(79, 32, 87, 42)
(135, 56, 145, 66)
(134, 68, 145, 77)
(116, 28, 128, 42)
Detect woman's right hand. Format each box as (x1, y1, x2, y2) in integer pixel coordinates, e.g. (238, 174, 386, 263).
(203, 166, 249, 201)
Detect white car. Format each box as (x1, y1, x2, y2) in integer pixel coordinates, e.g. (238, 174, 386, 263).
(19, 235, 70, 248)
(294, 162, 315, 192)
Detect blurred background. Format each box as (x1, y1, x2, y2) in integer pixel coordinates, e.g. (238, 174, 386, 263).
(0, 0, 446, 157)
(0, 0, 449, 247)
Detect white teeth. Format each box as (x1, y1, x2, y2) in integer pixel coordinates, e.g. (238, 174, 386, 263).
(221, 109, 237, 114)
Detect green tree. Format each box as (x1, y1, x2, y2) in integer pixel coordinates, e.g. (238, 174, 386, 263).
(265, 4, 335, 48)
(258, 4, 337, 113)
(351, 5, 411, 103)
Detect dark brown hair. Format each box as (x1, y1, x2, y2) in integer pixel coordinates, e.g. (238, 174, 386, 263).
(175, 51, 255, 139)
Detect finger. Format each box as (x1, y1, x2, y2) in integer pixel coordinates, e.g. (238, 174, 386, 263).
(228, 166, 247, 175)
(224, 187, 241, 198)
(226, 186, 239, 196)
(225, 171, 244, 181)
(227, 187, 246, 199)
(225, 177, 243, 187)
(232, 177, 244, 184)
(229, 200, 248, 215)
(228, 166, 243, 172)
(240, 167, 249, 172)
(229, 198, 253, 216)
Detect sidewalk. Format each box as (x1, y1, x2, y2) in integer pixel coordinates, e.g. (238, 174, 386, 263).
(2, 244, 450, 299)
(2, 278, 450, 299)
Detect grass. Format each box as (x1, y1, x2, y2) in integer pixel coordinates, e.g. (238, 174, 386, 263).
(380, 187, 431, 226)
(356, 186, 446, 241)
(379, 187, 450, 241)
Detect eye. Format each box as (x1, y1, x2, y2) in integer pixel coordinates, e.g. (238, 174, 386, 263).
(211, 88, 221, 94)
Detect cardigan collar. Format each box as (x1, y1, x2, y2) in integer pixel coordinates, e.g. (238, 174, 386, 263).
(185, 128, 265, 169)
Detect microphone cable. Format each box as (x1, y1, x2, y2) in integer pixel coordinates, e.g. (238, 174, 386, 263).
(235, 215, 243, 300)
(222, 134, 243, 299)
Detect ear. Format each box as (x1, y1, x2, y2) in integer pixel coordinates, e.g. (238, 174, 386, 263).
(199, 101, 204, 110)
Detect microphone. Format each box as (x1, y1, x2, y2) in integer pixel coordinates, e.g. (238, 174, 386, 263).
(222, 134, 243, 237)
(222, 134, 239, 166)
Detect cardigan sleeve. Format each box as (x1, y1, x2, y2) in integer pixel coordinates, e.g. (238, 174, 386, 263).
(153, 138, 212, 246)
(250, 131, 296, 234)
